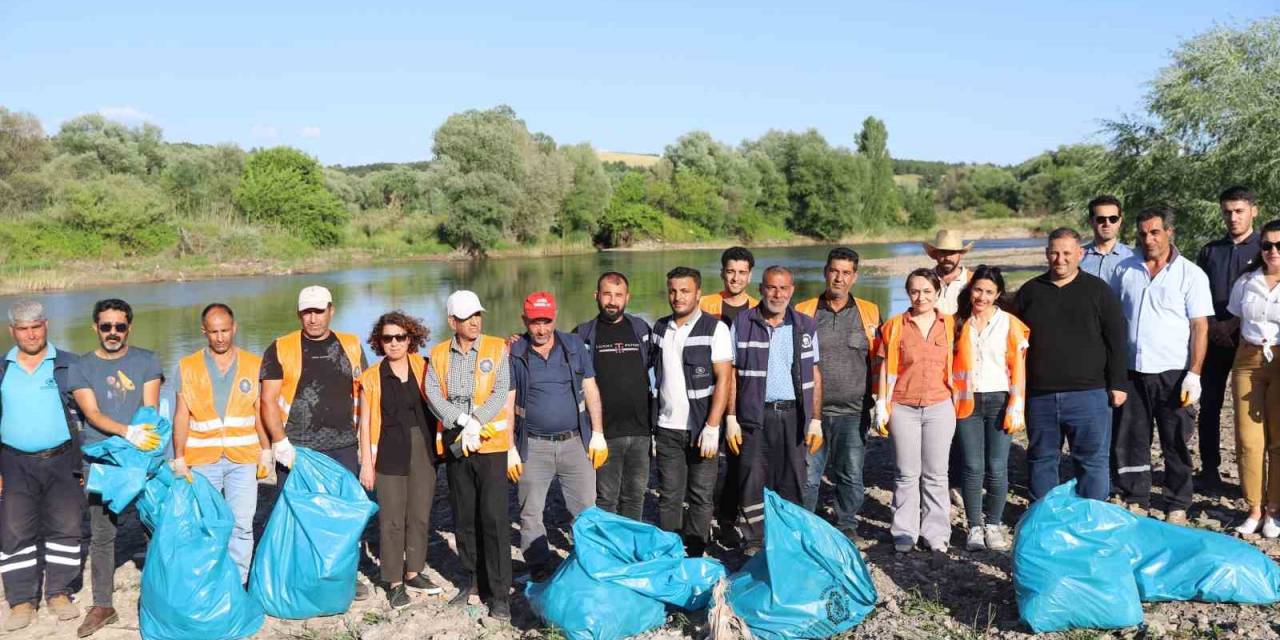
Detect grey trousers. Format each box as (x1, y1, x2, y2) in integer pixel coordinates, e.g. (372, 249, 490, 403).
(87, 499, 118, 607)
(594, 434, 650, 521)
(889, 401, 956, 548)
(517, 433, 596, 568)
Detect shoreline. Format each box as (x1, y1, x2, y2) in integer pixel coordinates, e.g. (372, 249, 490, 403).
(0, 224, 1043, 297)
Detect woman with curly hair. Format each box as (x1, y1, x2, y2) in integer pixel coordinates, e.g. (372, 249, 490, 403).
(357, 310, 440, 607)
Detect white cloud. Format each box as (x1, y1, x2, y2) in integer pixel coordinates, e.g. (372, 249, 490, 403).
(300, 126, 322, 138)
(98, 106, 154, 123)
(251, 124, 279, 139)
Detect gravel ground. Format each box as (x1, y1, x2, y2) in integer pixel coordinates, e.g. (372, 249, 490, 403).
(4, 397, 1279, 639)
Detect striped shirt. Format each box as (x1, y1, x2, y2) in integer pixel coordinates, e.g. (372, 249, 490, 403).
(423, 336, 511, 427)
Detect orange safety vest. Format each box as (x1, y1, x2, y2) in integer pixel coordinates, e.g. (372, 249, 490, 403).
(953, 311, 1030, 430)
(358, 353, 428, 462)
(699, 291, 759, 319)
(429, 335, 512, 456)
(274, 330, 363, 427)
(875, 311, 955, 422)
(178, 348, 262, 465)
(793, 296, 881, 355)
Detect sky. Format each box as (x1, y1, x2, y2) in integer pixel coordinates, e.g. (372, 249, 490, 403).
(2, 1, 1275, 167)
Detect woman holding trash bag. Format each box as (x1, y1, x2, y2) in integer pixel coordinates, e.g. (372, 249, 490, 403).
(358, 311, 443, 608)
(952, 265, 1029, 552)
(873, 268, 957, 554)
(1228, 219, 1280, 539)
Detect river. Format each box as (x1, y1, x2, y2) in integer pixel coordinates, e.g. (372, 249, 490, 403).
(0, 237, 1041, 377)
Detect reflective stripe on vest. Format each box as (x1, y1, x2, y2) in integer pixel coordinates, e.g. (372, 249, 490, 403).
(275, 330, 363, 426)
(179, 348, 262, 465)
(953, 312, 1029, 429)
(653, 313, 719, 431)
(429, 335, 511, 456)
(358, 353, 428, 462)
(876, 312, 955, 423)
(732, 306, 818, 430)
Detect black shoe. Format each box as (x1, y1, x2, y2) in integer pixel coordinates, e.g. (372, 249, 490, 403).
(354, 579, 371, 601)
(404, 574, 443, 595)
(530, 564, 555, 583)
(449, 576, 476, 606)
(488, 598, 511, 621)
(685, 539, 707, 558)
(387, 584, 410, 609)
(742, 543, 762, 557)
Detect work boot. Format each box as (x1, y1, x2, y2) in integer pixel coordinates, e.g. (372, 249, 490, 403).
(488, 598, 511, 621)
(76, 606, 118, 637)
(47, 594, 80, 621)
(3, 603, 35, 632)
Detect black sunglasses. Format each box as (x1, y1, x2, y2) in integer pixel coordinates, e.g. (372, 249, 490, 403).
(380, 333, 409, 344)
(97, 322, 129, 333)
(1093, 215, 1121, 225)
(1261, 241, 1280, 253)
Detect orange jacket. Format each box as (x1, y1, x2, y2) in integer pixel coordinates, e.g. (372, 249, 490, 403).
(953, 311, 1030, 431)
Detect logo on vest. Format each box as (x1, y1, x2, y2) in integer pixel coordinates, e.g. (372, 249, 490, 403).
(802, 333, 812, 348)
(694, 366, 707, 376)
(479, 358, 494, 373)
(239, 378, 252, 394)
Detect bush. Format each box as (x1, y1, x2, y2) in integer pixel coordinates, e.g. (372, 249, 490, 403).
(902, 185, 938, 229)
(975, 201, 1015, 219)
(234, 147, 348, 247)
(60, 174, 175, 256)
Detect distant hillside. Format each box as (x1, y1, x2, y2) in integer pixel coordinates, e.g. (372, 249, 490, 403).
(597, 150, 662, 168)
(332, 160, 432, 176)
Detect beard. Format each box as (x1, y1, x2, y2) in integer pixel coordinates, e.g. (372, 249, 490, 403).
(598, 304, 624, 322)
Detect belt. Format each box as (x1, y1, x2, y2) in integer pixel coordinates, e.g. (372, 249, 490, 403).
(528, 430, 580, 442)
(764, 400, 797, 411)
(2, 440, 73, 459)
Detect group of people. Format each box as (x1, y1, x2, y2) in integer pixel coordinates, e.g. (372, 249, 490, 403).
(1, 185, 1273, 632)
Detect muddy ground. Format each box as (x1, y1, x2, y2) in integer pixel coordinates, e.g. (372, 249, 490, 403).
(5, 396, 1280, 639)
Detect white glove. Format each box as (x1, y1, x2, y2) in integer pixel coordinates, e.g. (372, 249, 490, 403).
(460, 415, 483, 454)
(698, 425, 720, 458)
(125, 423, 161, 451)
(805, 419, 824, 454)
(171, 456, 192, 482)
(724, 415, 743, 455)
(256, 449, 274, 480)
(588, 431, 609, 469)
(1181, 371, 1202, 407)
(1005, 407, 1026, 434)
(272, 437, 296, 469)
(873, 396, 890, 436)
(507, 447, 523, 482)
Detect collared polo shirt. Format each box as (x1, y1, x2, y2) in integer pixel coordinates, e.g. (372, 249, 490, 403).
(936, 266, 970, 315)
(174, 349, 237, 420)
(814, 296, 872, 416)
(523, 339, 587, 434)
(1081, 241, 1134, 286)
(657, 309, 733, 431)
(0, 345, 70, 452)
(1228, 270, 1280, 354)
(730, 314, 821, 403)
(1198, 231, 1259, 320)
(1112, 251, 1213, 373)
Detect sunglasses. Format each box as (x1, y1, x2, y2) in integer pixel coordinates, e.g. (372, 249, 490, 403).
(380, 333, 409, 344)
(1093, 215, 1121, 225)
(98, 322, 129, 333)
(1261, 241, 1280, 253)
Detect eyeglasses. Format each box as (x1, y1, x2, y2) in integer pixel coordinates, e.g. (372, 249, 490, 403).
(380, 333, 409, 344)
(98, 322, 129, 333)
(1093, 215, 1121, 225)
(1261, 241, 1280, 253)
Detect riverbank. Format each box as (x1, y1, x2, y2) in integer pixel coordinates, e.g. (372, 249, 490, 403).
(0, 218, 1055, 297)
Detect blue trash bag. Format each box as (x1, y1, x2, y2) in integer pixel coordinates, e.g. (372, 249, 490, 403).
(84, 406, 173, 513)
(526, 507, 726, 640)
(136, 464, 176, 533)
(248, 448, 378, 619)
(1012, 481, 1143, 632)
(140, 473, 264, 640)
(727, 490, 878, 639)
(1127, 516, 1280, 604)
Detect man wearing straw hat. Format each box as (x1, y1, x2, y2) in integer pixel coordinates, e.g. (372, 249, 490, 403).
(923, 230, 975, 316)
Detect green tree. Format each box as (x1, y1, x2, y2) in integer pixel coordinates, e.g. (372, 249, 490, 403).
(61, 174, 174, 255)
(0, 108, 50, 178)
(856, 116, 899, 227)
(596, 172, 661, 247)
(54, 114, 165, 176)
(558, 143, 611, 234)
(902, 185, 937, 229)
(234, 146, 348, 247)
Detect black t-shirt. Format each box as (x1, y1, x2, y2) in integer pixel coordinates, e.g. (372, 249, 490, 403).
(375, 360, 431, 476)
(260, 334, 366, 451)
(592, 319, 651, 438)
(720, 301, 748, 327)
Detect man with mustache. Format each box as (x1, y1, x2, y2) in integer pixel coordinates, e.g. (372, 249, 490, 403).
(574, 272, 654, 521)
(68, 298, 163, 637)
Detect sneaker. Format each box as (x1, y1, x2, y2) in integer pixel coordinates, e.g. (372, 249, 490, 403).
(4, 603, 36, 632)
(47, 594, 80, 621)
(894, 542, 913, 554)
(404, 574, 443, 595)
(984, 524, 1010, 551)
(1236, 516, 1262, 536)
(76, 606, 118, 638)
(354, 578, 371, 601)
(387, 584, 410, 609)
(927, 540, 949, 554)
(1165, 510, 1188, 525)
(1263, 516, 1280, 539)
(965, 527, 986, 551)
(488, 598, 511, 621)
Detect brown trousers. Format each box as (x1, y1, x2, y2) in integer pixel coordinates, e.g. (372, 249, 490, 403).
(1231, 343, 1280, 510)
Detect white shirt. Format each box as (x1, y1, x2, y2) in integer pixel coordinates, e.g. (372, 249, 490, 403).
(936, 266, 970, 316)
(1111, 252, 1214, 374)
(1228, 271, 1280, 359)
(657, 310, 733, 431)
(967, 308, 1011, 393)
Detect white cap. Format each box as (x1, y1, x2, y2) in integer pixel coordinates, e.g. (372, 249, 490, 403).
(446, 290, 485, 319)
(297, 285, 333, 311)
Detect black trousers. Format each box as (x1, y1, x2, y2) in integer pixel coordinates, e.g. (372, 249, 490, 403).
(654, 428, 717, 553)
(445, 449, 511, 601)
(735, 404, 806, 544)
(1, 445, 84, 607)
(1197, 344, 1234, 477)
(1113, 369, 1195, 510)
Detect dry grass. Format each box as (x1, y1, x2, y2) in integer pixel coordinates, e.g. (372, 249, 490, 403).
(596, 150, 662, 168)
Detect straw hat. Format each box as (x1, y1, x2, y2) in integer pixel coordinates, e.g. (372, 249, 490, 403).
(923, 229, 974, 256)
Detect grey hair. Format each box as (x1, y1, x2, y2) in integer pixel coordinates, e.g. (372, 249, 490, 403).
(8, 300, 47, 324)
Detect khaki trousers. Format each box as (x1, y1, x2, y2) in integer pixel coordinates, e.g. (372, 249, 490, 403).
(1231, 343, 1280, 510)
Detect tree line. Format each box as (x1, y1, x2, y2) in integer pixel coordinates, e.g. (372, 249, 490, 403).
(0, 17, 1274, 264)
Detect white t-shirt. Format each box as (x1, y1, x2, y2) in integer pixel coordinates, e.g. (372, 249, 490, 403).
(967, 308, 1011, 393)
(937, 266, 970, 316)
(1228, 271, 1280, 354)
(657, 310, 733, 431)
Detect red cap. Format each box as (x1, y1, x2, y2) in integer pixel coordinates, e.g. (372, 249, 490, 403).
(523, 291, 557, 320)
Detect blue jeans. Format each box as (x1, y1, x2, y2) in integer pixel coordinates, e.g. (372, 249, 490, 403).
(194, 458, 258, 582)
(1026, 389, 1112, 501)
(957, 392, 1011, 527)
(802, 414, 866, 530)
